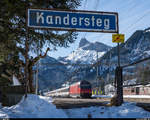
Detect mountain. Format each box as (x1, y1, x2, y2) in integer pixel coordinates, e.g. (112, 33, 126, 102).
(79, 38, 111, 52)
(91, 28, 150, 84)
(59, 38, 111, 64)
(60, 28, 150, 87)
(81, 40, 111, 52)
(36, 56, 69, 91)
(37, 38, 111, 91)
(101, 29, 150, 65)
(79, 38, 90, 48)
(38, 28, 150, 91)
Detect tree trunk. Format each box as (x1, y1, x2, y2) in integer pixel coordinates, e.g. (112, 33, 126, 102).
(28, 66, 34, 93)
(27, 48, 50, 93)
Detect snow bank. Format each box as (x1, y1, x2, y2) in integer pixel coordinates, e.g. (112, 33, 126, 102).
(0, 94, 67, 118)
(63, 102, 150, 118)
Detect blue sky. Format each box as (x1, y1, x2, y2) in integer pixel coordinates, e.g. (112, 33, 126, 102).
(48, 0, 150, 59)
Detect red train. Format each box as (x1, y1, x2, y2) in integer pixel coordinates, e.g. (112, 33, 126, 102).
(45, 80, 92, 98)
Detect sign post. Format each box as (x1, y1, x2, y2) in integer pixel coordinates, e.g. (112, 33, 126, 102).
(112, 33, 124, 105)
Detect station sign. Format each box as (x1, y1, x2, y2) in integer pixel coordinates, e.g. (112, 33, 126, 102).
(112, 34, 124, 43)
(27, 9, 118, 33)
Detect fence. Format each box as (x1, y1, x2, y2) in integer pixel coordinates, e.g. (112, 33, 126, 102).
(0, 85, 25, 106)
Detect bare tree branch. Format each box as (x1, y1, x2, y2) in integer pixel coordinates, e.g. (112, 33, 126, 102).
(31, 47, 50, 66)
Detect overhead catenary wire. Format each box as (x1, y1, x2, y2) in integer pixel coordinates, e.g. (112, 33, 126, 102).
(121, 10, 150, 34)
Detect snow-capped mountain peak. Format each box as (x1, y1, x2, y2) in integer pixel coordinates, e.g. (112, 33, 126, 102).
(65, 48, 105, 64)
(62, 38, 111, 64)
(79, 38, 90, 48)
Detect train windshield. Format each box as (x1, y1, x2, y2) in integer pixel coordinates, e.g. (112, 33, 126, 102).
(80, 84, 91, 89)
(80, 81, 91, 89)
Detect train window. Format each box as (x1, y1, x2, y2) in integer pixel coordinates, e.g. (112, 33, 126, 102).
(131, 88, 134, 93)
(80, 84, 91, 89)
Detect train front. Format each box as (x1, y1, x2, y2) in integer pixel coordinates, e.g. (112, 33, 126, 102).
(80, 80, 92, 98)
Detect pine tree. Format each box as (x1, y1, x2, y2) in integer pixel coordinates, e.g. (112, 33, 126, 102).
(0, 0, 82, 92)
(0, 0, 21, 85)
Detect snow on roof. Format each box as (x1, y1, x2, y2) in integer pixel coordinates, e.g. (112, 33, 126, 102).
(12, 75, 21, 86)
(123, 78, 137, 85)
(46, 86, 69, 95)
(70, 81, 81, 86)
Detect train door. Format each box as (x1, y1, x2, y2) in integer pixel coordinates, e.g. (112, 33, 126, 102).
(136, 87, 139, 95)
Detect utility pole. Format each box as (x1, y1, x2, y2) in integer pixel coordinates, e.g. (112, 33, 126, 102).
(109, 51, 111, 81)
(25, 27, 29, 98)
(35, 36, 40, 95)
(117, 43, 120, 67)
(25, 0, 29, 98)
(116, 43, 123, 106)
(96, 51, 99, 88)
(107, 50, 111, 83)
(35, 60, 39, 95)
(115, 16, 123, 105)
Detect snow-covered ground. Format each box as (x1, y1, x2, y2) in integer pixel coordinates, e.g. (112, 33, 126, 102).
(0, 94, 150, 118)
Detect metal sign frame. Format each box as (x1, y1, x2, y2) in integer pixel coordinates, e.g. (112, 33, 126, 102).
(27, 8, 119, 33)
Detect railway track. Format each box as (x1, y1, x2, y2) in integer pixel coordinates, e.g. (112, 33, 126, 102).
(51, 97, 150, 111)
(124, 97, 150, 103)
(52, 97, 110, 109)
